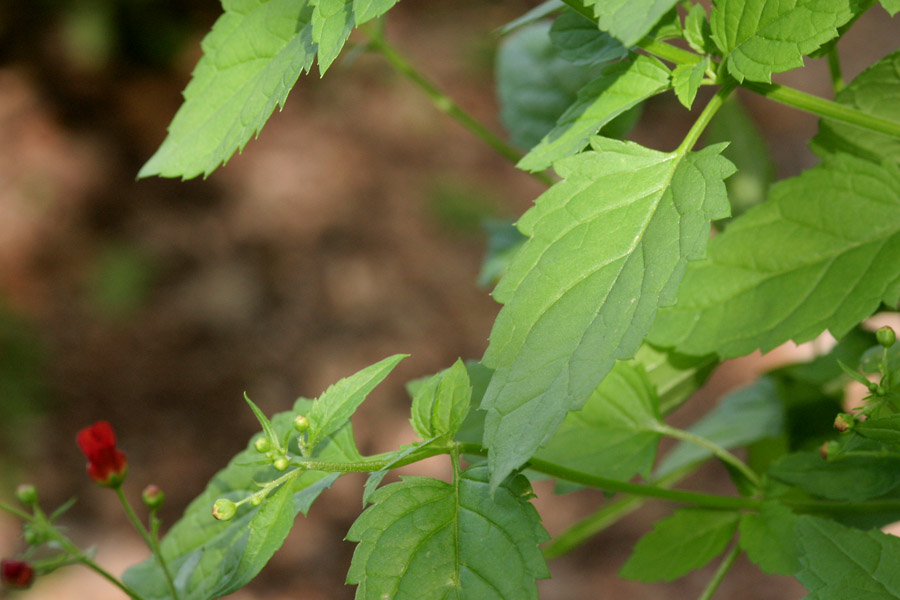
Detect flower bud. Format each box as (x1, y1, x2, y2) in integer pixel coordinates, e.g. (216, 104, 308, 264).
(254, 437, 271, 453)
(76, 421, 128, 488)
(877, 326, 896, 349)
(142, 484, 165, 510)
(293, 415, 310, 433)
(14, 484, 37, 506)
(819, 440, 840, 460)
(1, 560, 35, 589)
(212, 498, 237, 521)
(833, 413, 854, 433)
(22, 524, 45, 547)
(273, 457, 290, 471)
(250, 494, 264, 507)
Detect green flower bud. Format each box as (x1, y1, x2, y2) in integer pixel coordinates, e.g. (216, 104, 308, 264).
(212, 498, 237, 521)
(273, 457, 290, 471)
(142, 484, 165, 510)
(254, 437, 271, 453)
(833, 413, 854, 433)
(22, 524, 45, 546)
(250, 494, 264, 507)
(293, 415, 310, 433)
(877, 326, 896, 349)
(15, 484, 37, 506)
(819, 440, 840, 460)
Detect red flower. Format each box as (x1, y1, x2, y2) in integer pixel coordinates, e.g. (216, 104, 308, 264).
(1, 560, 35, 589)
(76, 421, 128, 487)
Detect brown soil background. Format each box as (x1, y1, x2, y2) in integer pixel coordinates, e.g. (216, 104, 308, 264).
(1, 2, 899, 598)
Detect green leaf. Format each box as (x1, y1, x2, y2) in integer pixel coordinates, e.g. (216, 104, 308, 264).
(410, 359, 472, 439)
(481, 136, 733, 489)
(498, 0, 564, 35)
(855, 415, 900, 445)
(549, 9, 627, 66)
(536, 359, 662, 483)
(649, 152, 900, 359)
(517, 54, 671, 172)
(633, 344, 716, 413)
(768, 447, 900, 502)
(123, 397, 358, 600)
(362, 437, 439, 506)
(672, 56, 708, 109)
(307, 354, 407, 450)
(346, 465, 549, 599)
(496, 21, 611, 150)
(710, 0, 859, 83)
(812, 50, 900, 166)
(655, 376, 784, 477)
(738, 502, 801, 576)
(882, 0, 900, 14)
(138, 1, 316, 179)
(796, 516, 900, 599)
(478, 220, 527, 288)
(683, 3, 716, 54)
(619, 508, 740, 582)
(312, 0, 354, 75)
(584, 0, 680, 46)
(353, 0, 399, 25)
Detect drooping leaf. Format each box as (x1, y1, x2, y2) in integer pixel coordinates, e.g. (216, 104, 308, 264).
(536, 359, 662, 483)
(549, 9, 627, 66)
(583, 0, 680, 46)
(796, 516, 900, 599)
(307, 354, 407, 450)
(655, 377, 784, 477)
(346, 465, 549, 599)
(482, 136, 733, 489)
(649, 152, 900, 359)
(738, 502, 801, 576)
(517, 54, 671, 172)
(123, 398, 358, 600)
(710, 0, 860, 83)
(672, 56, 708, 109)
(138, 1, 317, 179)
(353, 0, 399, 25)
(812, 50, 900, 166)
(619, 508, 740, 582)
(410, 359, 472, 440)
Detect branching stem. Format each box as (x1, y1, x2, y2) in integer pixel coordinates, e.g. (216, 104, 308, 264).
(115, 487, 180, 600)
(698, 545, 741, 600)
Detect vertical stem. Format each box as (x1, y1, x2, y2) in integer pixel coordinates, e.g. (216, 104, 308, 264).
(827, 47, 844, 93)
(698, 545, 741, 600)
(677, 80, 737, 154)
(115, 487, 180, 600)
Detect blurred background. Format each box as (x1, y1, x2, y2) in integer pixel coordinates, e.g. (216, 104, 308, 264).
(0, 1, 898, 598)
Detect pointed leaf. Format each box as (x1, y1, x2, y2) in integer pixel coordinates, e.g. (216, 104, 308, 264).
(672, 57, 708, 109)
(650, 152, 900, 358)
(312, 0, 354, 75)
(549, 9, 627, 66)
(517, 54, 671, 172)
(139, 1, 316, 179)
(738, 502, 801, 576)
(583, 0, 680, 46)
(619, 508, 740, 582)
(346, 465, 549, 599)
(482, 136, 733, 489)
(796, 516, 900, 599)
(882, 0, 900, 14)
(410, 359, 472, 440)
(353, 0, 399, 25)
(710, 0, 861, 83)
(307, 354, 407, 450)
(684, 4, 716, 55)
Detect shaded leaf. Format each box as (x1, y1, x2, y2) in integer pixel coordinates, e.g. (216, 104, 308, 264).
(684, 3, 716, 54)
(410, 359, 472, 440)
(855, 415, 900, 445)
(583, 0, 680, 46)
(738, 502, 801, 576)
(768, 446, 900, 502)
(549, 9, 627, 65)
(353, 0, 399, 25)
(478, 220, 527, 288)
(672, 57, 708, 109)
(498, 0, 564, 35)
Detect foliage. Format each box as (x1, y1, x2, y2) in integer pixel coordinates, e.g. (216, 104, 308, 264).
(5, 1, 900, 599)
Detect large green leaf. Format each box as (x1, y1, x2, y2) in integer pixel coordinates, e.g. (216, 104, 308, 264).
(796, 516, 900, 598)
(517, 53, 671, 172)
(139, 0, 317, 179)
(346, 465, 549, 599)
(583, 0, 680, 46)
(307, 354, 407, 449)
(812, 50, 900, 165)
(123, 397, 357, 600)
(481, 136, 733, 489)
(536, 359, 662, 482)
(710, 0, 860, 83)
(619, 508, 740, 582)
(768, 446, 900, 502)
(649, 152, 900, 358)
(410, 359, 472, 440)
(738, 502, 801, 576)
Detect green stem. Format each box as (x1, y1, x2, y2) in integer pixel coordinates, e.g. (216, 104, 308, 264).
(654, 424, 761, 489)
(48, 528, 146, 600)
(292, 443, 451, 473)
(361, 26, 554, 187)
(827, 47, 844, 93)
(115, 487, 180, 600)
(677, 80, 737, 154)
(698, 545, 740, 600)
(0, 501, 32, 520)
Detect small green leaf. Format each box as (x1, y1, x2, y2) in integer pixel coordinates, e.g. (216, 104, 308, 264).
(410, 359, 472, 439)
(855, 415, 900, 445)
(683, 3, 716, 54)
(536, 360, 662, 483)
(796, 516, 900, 599)
(584, 0, 680, 46)
(710, 0, 859, 83)
(307, 354, 407, 450)
(244, 393, 282, 451)
(549, 9, 627, 66)
(672, 56, 708, 109)
(352, 0, 399, 25)
(738, 502, 801, 576)
(517, 54, 671, 172)
(882, 0, 900, 15)
(482, 136, 733, 490)
(139, 1, 316, 179)
(768, 446, 900, 502)
(619, 508, 740, 582)
(312, 0, 354, 75)
(346, 465, 549, 599)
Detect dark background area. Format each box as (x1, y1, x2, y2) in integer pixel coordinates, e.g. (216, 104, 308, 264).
(0, 1, 897, 598)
